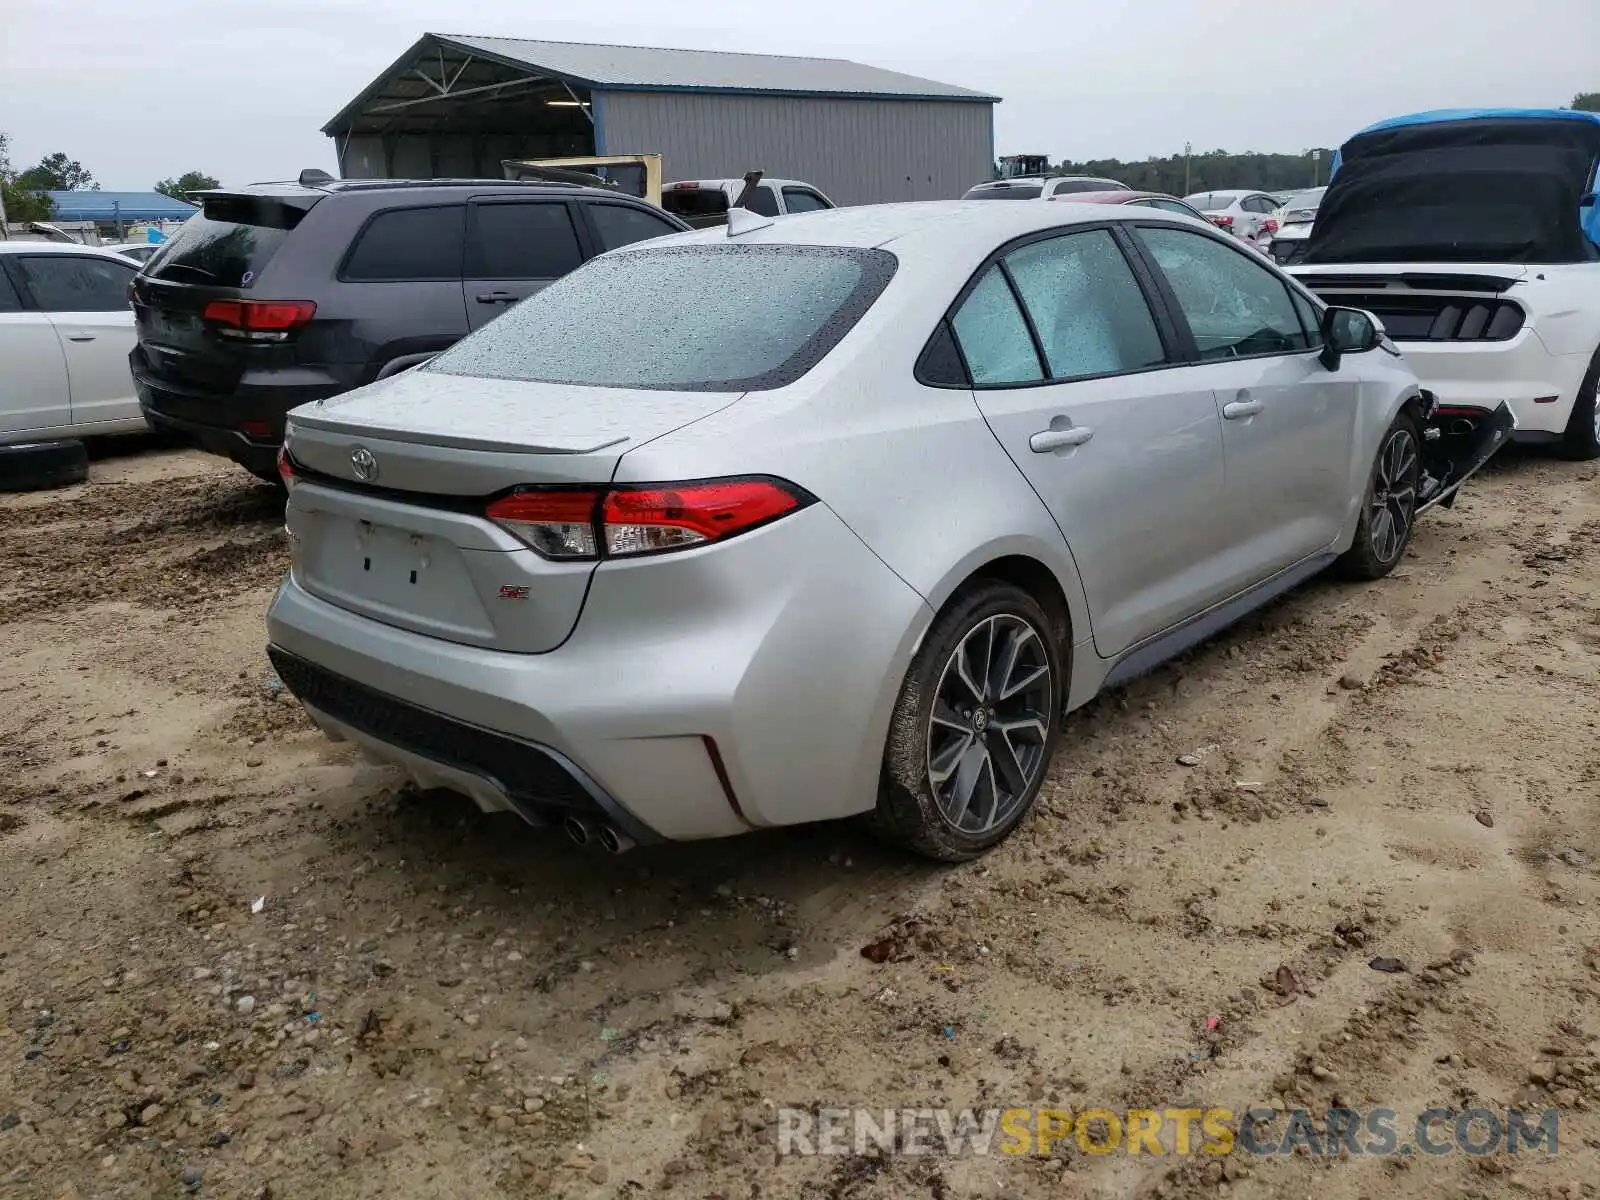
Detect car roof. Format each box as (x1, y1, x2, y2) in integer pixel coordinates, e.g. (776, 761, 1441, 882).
(665, 178, 815, 189)
(1058, 190, 1175, 205)
(626, 199, 1199, 254)
(201, 178, 621, 201)
(0, 241, 140, 259)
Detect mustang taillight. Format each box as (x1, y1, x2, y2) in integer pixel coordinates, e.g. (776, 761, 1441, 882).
(485, 477, 811, 561)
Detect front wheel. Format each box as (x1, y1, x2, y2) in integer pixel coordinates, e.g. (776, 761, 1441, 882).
(1336, 411, 1421, 581)
(1555, 347, 1600, 461)
(871, 581, 1062, 861)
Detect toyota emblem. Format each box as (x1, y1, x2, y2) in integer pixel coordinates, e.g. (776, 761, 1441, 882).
(350, 446, 378, 482)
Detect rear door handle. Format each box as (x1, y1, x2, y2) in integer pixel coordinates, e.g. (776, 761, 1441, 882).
(1223, 399, 1264, 420)
(67, 334, 96, 342)
(474, 291, 517, 304)
(1029, 426, 1094, 453)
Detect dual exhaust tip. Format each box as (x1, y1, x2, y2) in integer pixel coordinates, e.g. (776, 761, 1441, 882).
(563, 814, 635, 855)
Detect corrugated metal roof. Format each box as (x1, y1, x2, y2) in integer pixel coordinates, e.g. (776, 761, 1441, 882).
(47, 191, 198, 222)
(435, 33, 994, 100)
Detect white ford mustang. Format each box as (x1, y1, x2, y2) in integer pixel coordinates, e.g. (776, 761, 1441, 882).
(1290, 108, 1600, 458)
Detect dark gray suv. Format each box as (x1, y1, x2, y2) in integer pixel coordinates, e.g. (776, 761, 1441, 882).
(131, 175, 690, 481)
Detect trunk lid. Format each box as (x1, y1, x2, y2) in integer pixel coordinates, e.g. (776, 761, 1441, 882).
(282, 369, 742, 653)
(131, 190, 322, 392)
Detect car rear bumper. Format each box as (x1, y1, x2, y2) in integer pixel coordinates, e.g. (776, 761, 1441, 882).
(133, 355, 348, 472)
(265, 502, 931, 843)
(1388, 332, 1593, 437)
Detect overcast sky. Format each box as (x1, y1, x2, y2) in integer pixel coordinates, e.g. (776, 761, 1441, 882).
(3, 0, 1596, 190)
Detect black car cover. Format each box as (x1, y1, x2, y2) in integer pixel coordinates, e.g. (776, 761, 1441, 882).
(1307, 117, 1600, 265)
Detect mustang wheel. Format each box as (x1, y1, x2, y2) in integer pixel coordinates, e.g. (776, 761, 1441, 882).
(1556, 346, 1600, 461)
(1337, 411, 1421, 580)
(873, 580, 1062, 861)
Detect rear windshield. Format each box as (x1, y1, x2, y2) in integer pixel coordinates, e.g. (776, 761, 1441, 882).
(1052, 179, 1119, 195)
(661, 188, 729, 218)
(1281, 188, 1326, 212)
(1186, 193, 1235, 211)
(147, 195, 312, 288)
(963, 184, 1044, 200)
(424, 244, 897, 392)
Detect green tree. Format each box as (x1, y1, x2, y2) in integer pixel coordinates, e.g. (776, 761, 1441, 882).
(17, 151, 97, 192)
(1573, 92, 1600, 113)
(155, 171, 219, 200)
(0, 132, 52, 224)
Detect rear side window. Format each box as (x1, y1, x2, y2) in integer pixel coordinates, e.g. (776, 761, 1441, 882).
(747, 187, 781, 217)
(149, 195, 308, 288)
(950, 267, 1043, 384)
(1003, 230, 1166, 380)
(426, 245, 896, 392)
(0, 266, 22, 312)
(661, 187, 729, 219)
(342, 205, 464, 281)
(586, 203, 681, 251)
(17, 255, 136, 312)
(1050, 179, 1111, 196)
(468, 202, 583, 280)
(782, 187, 830, 213)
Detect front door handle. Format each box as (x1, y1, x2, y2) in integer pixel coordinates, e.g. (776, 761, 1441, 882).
(67, 334, 96, 342)
(474, 291, 517, 305)
(1223, 399, 1264, 420)
(1029, 426, 1094, 453)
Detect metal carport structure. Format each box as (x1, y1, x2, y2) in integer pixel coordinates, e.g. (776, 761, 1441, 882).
(323, 33, 1000, 205)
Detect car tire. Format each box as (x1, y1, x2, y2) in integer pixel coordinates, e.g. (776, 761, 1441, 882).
(0, 439, 89, 493)
(1555, 347, 1600, 462)
(871, 580, 1063, 862)
(1336, 410, 1422, 581)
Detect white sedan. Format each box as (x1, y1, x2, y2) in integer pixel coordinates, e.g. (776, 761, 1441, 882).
(0, 242, 145, 444)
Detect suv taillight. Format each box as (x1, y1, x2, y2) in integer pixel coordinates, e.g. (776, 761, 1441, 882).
(202, 299, 316, 341)
(486, 477, 812, 561)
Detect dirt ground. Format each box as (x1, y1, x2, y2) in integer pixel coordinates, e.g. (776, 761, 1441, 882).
(2, 439, 1600, 1200)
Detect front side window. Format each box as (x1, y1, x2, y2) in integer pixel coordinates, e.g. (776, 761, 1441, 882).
(426, 245, 895, 392)
(1136, 225, 1312, 359)
(949, 266, 1043, 385)
(1002, 230, 1166, 380)
(781, 187, 831, 213)
(468, 202, 583, 280)
(17, 255, 136, 312)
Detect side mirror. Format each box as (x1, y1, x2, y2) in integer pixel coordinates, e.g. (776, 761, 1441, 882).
(1319, 306, 1382, 371)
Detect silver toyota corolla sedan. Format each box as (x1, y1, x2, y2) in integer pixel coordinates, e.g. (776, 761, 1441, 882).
(266, 201, 1511, 861)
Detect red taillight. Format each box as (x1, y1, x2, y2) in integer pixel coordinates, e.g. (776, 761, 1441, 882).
(276, 445, 297, 490)
(1211, 214, 1234, 227)
(486, 478, 810, 560)
(669, 181, 700, 189)
(202, 299, 316, 337)
(1263, 218, 1279, 234)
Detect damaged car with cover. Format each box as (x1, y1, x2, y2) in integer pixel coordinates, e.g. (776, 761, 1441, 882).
(1289, 107, 1600, 459)
(265, 200, 1512, 862)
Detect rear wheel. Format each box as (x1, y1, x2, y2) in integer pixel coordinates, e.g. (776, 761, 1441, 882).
(1555, 347, 1600, 461)
(871, 581, 1062, 861)
(1336, 411, 1421, 580)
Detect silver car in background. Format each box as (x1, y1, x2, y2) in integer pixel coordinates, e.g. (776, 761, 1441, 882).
(1183, 189, 1283, 244)
(266, 201, 1511, 861)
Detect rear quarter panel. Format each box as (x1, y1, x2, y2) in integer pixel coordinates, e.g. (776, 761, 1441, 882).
(611, 254, 1097, 700)
(1516, 265, 1600, 357)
